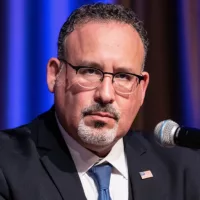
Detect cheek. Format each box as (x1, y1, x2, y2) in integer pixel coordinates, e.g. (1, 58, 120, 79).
(55, 74, 95, 133)
(120, 104, 136, 127)
(55, 74, 93, 121)
(116, 94, 141, 134)
(64, 90, 94, 126)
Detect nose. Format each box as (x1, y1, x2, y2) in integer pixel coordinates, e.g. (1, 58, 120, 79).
(94, 75, 115, 105)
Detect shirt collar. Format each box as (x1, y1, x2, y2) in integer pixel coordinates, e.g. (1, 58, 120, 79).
(56, 113, 128, 180)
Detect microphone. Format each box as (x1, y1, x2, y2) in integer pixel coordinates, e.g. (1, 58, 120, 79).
(154, 119, 200, 149)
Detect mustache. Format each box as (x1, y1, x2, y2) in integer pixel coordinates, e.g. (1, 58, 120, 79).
(82, 103, 120, 122)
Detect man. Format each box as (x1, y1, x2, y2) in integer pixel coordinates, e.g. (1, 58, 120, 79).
(0, 3, 200, 200)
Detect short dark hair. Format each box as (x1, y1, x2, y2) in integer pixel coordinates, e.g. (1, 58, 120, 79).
(57, 3, 149, 68)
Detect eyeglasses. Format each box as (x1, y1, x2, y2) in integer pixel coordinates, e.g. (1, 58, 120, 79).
(59, 58, 144, 94)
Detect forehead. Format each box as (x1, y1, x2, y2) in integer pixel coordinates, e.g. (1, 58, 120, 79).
(64, 21, 145, 71)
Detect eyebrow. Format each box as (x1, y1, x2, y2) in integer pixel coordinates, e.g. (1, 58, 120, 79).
(75, 60, 136, 73)
(114, 66, 136, 73)
(76, 61, 102, 69)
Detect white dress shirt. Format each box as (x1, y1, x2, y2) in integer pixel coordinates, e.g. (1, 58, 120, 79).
(56, 116, 129, 200)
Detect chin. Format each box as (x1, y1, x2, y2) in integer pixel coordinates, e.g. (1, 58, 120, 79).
(77, 118, 118, 147)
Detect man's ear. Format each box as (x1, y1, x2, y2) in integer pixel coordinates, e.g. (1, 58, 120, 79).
(139, 71, 149, 106)
(46, 58, 61, 93)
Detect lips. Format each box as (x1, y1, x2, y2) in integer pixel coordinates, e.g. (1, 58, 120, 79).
(85, 112, 116, 120)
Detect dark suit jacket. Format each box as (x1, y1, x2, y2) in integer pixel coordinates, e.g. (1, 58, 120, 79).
(0, 108, 200, 200)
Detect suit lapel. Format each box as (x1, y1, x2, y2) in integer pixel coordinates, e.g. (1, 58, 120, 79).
(124, 132, 168, 200)
(30, 108, 87, 200)
(40, 147, 87, 200)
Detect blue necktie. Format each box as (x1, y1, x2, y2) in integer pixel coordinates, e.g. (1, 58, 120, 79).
(89, 164, 112, 200)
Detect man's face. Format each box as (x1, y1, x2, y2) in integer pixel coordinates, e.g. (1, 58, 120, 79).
(47, 21, 149, 155)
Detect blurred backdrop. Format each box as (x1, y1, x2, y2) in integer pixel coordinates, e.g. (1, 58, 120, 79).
(0, 0, 199, 131)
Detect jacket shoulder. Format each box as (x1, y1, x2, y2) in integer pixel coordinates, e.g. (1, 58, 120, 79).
(126, 130, 200, 166)
(0, 118, 42, 169)
(0, 125, 32, 150)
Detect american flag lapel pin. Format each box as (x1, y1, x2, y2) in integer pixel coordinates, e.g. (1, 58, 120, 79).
(139, 170, 153, 179)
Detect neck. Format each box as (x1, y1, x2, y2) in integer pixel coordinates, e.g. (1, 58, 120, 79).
(85, 141, 117, 157)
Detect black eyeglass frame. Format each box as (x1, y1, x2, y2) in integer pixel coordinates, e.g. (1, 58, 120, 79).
(59, 58, 144, 84)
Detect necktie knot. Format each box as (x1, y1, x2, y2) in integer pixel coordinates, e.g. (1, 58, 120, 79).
(89, 163, 112, 200)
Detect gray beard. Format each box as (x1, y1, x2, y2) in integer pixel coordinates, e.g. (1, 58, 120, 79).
(77, 118, 118, 146)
